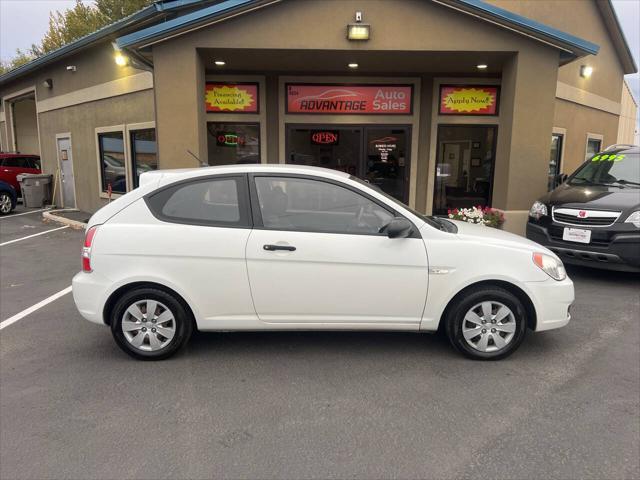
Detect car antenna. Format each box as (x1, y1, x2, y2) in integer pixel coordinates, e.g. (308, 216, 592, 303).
(187, 149, 207, 167)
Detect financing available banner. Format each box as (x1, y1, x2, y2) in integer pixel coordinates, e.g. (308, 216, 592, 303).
(205, 83, 259, 113)
(286, 84, 413, 114)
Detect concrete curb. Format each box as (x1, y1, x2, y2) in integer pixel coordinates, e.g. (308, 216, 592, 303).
(43, 209, 87, 230)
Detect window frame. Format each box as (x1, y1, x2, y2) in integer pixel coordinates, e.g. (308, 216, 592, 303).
(128, 122, 157, 189)
(95, 125, 126, 198)
(144, 173, 252, 229)
(585, 132, 603, 161)
(248, 173, 421, 238)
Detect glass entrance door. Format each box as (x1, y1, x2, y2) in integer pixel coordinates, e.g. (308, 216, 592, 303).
(433, 125, 498, 215)
(286, 125, 411, 202)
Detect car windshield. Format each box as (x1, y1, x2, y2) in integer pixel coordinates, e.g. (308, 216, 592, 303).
(569, 152, 640, 188)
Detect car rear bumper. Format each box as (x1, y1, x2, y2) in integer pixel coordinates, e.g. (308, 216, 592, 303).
(526, 222, 640, 272)
(72, 271, 110, 325)
(525, 277, 574, 332)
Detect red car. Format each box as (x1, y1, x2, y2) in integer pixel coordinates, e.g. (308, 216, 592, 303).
(0, 153, 41, 195)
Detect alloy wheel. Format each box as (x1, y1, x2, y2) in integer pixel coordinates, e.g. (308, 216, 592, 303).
(0, 194, 12, 214)
(461, 301, 517, 353)
(121, 299, 176, 352)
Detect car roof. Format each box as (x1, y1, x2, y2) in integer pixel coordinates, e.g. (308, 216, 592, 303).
(142, 164, 351, 187)
(0, 153, 40, 158)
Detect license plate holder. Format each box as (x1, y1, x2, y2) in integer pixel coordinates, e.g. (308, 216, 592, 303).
(562, 227, 591, 244)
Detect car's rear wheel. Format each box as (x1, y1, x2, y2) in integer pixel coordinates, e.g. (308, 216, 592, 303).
(110, 288, 193, 360)
(0, 193, 13, 215)
(445, 286, 527, 360)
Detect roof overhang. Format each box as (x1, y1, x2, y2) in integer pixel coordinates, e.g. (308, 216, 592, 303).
(117, 0, 282, 50)
(595, 0, 637, 74)
(432, 0, 600, 64)
(0, 0, 222, 86)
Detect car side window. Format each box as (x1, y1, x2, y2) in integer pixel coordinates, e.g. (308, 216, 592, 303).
(254, 176, 394, 234)
(2, 157, 21, 167)
(146, 176, 250, 227)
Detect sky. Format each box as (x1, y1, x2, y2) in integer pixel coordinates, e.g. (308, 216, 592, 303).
(0, 0, 638, 102)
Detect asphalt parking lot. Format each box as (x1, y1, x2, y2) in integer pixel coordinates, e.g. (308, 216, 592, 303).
(1, 206, 639, 480)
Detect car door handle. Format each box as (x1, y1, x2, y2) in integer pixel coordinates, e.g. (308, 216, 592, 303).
(263, 244, 296, 252)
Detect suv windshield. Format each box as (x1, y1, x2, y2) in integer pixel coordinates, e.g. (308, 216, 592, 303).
(569, 152, 640, 188)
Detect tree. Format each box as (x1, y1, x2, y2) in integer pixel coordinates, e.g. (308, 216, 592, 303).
(1, 0, 154, 73)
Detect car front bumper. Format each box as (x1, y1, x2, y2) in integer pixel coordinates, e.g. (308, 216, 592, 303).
(526, 221, 640, 272)
(525, 277, 574, 332)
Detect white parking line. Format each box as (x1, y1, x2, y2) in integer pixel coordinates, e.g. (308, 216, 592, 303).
(0, 286, 73, 330)
(0, 225, 69, 247)
(0, 208, 49, 219)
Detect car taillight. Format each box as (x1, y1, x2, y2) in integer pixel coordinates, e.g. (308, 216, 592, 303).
(82, 226, 98, 272)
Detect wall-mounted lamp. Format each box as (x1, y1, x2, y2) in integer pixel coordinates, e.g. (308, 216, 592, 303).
(347, 11, 370, 41)
(214, 60, 226, 66)
(476, 64, 488, 70)
(580, 65, 593, 78)
(114, 52, 129, 66)
(348, 63, 359, 69)
(42, 78, 53, 89)
(66, 65, 76, 72)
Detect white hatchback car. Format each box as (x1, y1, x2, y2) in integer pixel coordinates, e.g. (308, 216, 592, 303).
(73, 165, 574, 360)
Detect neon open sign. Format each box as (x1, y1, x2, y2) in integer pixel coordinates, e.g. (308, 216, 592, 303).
(216, 133, 246, 147)
(311, 131, 339, 145)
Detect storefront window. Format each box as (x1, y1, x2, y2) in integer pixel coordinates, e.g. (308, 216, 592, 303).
(433, 125, 497, 215)
(130, 128, 157, 188)
(207, 123, 260, 165)
(548, 133, 563, 191)
(285, 125, 411, 203)
(97, 131, 126, 194)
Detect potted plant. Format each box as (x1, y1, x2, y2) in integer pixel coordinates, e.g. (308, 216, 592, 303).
(447, 206, 505, 229)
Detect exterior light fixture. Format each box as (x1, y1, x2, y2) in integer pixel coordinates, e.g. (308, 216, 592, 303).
(348, 63, 359, 69)
(347, 11, 370, 40)
(214, 60, 226, 66)
(66, 65, 76, 72)
(114, 52, 128, 66)
(580, 65, 593, 78)
(476, 64, 488, 70)
(42, 78, 53, 89)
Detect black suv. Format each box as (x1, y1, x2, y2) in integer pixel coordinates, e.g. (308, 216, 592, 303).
(526, 145, 640, 272)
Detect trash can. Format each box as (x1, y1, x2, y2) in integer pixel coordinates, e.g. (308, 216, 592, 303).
(17, 174, 53, 208)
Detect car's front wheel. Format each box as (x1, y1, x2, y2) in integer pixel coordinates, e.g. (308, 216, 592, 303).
(0, 192, 13, 215)
(110, 288, 193, 360)
(445, 286, 527, 360)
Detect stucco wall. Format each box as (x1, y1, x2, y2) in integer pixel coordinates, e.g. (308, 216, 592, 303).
(618, 81, 638, 144)
(37, 89, 155, 212)
(152, 0, 559, 217)
(553, 98, 620, 175)
(488, 0, 626, 103)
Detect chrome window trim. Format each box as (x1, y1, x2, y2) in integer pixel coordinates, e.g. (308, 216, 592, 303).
(552, 207, 621, 227)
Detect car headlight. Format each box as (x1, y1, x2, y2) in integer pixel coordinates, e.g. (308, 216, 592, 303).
(624, 211, 640, 228)
(533, 252, 566, 281)
(529, 201, 548, 220)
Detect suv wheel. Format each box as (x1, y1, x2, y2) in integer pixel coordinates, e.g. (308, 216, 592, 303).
(445, 286, 527, 360)
(110, 288, 193, 360)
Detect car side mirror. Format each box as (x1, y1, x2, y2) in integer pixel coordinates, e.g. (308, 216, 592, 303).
(556, 173, 568, 184)
(383, 217, 413, 238)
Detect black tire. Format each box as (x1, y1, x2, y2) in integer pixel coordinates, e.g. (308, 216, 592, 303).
(110, 287, 193, 360)
(445, 286, 527, 360)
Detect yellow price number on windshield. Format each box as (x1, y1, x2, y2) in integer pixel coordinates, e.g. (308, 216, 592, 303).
(591, 154, 625, 162)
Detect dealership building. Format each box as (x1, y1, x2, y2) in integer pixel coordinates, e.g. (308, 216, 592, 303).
(0, 0, 637, 233)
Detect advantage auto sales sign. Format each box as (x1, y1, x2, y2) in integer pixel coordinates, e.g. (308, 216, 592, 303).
(286, 84, 413, 114)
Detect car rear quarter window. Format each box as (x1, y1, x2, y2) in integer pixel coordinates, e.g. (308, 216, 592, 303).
(145, 176, 250, 228)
